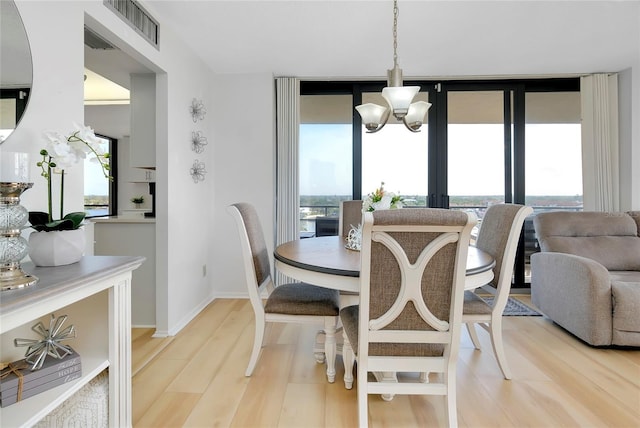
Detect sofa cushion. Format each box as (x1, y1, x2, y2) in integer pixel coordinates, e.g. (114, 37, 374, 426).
(628, 211, 640, 237)
(534, 211, 640, 271)
(611, 281, 640, 346)
(610, 271, 640, 283)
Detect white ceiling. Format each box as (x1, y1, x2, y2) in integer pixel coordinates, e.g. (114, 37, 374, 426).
(84, 68, 130, 105)
(84, 43, 151, 104)
(141, 0, 639, 79)
(84, 0, 639, 101)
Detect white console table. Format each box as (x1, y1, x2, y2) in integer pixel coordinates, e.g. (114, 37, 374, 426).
(0, 256, 144, 428)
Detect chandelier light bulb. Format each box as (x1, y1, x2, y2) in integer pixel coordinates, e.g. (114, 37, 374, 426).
(382, 86, 420, 120)
(403, 101, 432, 132)
(355, 103, 390, 133)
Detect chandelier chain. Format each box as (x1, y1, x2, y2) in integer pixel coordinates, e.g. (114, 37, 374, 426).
(392, 0, 398, 67)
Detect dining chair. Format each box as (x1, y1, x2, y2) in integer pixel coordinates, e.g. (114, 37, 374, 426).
(462, 203, 533, 380)
(339, 200, 363, 238)
(339, 200, 364, 304)
(341, 208, 476, 428)
(227, 203, 340, 382)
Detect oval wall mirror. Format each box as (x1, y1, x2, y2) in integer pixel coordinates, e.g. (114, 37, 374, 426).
(0, 0, 33, 144)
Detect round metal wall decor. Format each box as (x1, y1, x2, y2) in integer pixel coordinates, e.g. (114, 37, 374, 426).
(189, 98, 206, 123)
(190, 131, 208, 154)
(190, 159, 206, 183)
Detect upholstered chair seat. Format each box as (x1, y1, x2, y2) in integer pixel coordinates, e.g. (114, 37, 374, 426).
(264, 283, 339, 316)
(463, 292, 493, 315)
(228, 202, 340, 382)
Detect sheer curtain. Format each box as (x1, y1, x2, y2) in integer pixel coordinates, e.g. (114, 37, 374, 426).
(581, 73, 619, 212)
(275, 77, 300, 285)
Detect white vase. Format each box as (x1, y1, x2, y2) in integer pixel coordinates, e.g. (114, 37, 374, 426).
(28, 228, 85, 267)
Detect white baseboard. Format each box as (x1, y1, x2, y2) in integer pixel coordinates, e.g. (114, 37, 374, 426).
(150, 293, 216, 337)
(149, 292, 251, 337)
(132, 324, 156, 329)
(212, 291, 250, 299)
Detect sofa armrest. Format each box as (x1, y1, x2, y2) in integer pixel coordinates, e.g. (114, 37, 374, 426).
(531, 252, 613, 345)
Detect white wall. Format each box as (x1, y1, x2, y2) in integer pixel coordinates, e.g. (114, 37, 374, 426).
(619, 69, 634, 211)
(618, 5, 640, 210)
(6, 0, 215, 337)
(211, 73, 276, 297)
(633, 10, 640, 209)
(619, 8, 640, 210)
(158, 22, 214, 336)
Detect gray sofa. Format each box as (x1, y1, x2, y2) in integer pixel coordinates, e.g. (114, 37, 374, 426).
(531, 211, 640, 346)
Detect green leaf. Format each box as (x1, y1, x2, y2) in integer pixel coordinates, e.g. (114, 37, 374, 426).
(63, 212, 86, 229)
(28, 211, 50, 228)
(29, 211, 85, 232)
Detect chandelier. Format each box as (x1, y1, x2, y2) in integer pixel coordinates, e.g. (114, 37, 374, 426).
(355, 0, 431, 133)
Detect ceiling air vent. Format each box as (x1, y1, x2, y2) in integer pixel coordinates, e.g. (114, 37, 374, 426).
(103, 0, 159, 49)
(84, 26, 116, 50)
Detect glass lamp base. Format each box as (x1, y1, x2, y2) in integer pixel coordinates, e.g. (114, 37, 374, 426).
(1, 182, 38, 291)
(1, 262, 38, 291)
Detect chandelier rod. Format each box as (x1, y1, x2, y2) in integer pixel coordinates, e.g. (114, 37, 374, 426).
(392, 0, 399, 69)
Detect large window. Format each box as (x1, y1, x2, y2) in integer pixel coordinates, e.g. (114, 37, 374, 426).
(524, 92, 582, 211)
(299, 78, 581, 286)
(299, 94, 352, 235)
(84, 134, 117, 217)
(447, 91, 506, 209)
(361, 91, 429, 206)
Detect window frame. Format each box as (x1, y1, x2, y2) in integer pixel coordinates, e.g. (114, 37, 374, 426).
(300, 77, 581, 287)
(84, 133, 118, 218)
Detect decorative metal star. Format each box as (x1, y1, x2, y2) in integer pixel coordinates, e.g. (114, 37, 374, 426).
(14, 314, 76, 371)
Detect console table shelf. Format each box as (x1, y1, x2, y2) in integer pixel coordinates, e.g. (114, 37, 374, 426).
(0, 256, 144, 427)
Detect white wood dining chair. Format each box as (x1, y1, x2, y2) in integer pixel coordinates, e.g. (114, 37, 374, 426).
(339, 200, 363, 238)
(463, 203, 533, 380)
(228, 203, 340, 382)
(340, 208, 476, 428)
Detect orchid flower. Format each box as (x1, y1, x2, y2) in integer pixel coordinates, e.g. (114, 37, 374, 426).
(31, 124, 112, 231)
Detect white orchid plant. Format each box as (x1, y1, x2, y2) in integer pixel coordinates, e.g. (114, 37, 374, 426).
(362, 182, 404, 212)
(29, 124, 112, 232)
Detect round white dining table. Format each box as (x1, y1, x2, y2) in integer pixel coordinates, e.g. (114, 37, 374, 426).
(274, 235, 495, 293)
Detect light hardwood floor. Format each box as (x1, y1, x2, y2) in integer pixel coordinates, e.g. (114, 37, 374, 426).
(132, 327, 174, 377)
(132, 297, 640, 428)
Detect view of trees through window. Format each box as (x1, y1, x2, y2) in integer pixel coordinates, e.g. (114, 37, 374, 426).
(299, 80, 582, 286)
(84, 135, 115, 217)
(300, 83, 582, 232)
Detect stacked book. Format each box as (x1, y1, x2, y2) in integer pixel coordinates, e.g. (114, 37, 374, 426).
(0, 349, 82, 407)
